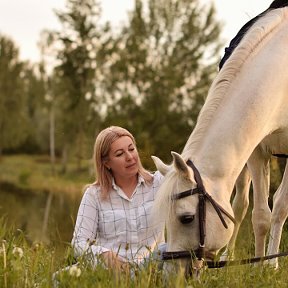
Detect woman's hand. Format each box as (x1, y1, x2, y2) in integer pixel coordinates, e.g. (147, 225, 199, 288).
(101, 251, 129, 272)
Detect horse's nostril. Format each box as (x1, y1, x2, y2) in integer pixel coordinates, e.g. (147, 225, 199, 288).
(179, 214, 194, 224)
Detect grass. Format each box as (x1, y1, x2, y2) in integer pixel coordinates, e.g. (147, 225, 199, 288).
(1, 155, 288, 287)
(0, 154, 93, 198)
(1, 217, 288, 288)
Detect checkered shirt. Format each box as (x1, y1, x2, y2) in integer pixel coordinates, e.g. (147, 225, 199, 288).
(71, 171, 165, 264)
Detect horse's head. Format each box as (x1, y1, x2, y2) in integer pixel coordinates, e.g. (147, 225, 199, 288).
(152, 152, 235, 277)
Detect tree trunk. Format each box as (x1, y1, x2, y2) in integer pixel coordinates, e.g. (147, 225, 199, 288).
(50, 106, 55, 175)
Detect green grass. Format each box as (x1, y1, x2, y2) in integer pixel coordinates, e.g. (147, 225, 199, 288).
(1, 155, 288, 287)
(1, 216, 288, 288)
(0, 154, 93, 198)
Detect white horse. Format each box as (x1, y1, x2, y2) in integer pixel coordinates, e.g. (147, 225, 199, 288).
(152, 7, 288, 274)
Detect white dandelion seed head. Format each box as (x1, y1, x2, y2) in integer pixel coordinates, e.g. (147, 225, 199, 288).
(12, 247, 24, 259)
(69, 265, 81, 277)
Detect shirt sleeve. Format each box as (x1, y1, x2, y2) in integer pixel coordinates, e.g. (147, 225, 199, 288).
(71, 186, 110, 259)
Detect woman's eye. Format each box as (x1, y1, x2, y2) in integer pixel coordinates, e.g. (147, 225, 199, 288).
(115, 152, 123, 157)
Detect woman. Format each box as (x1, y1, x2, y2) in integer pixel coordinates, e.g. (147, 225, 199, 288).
(71, 126, 165, 272)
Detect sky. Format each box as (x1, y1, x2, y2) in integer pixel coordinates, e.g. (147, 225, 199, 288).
(0, 0, 273, 63)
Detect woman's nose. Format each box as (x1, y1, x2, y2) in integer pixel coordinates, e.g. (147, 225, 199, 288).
(126, 152, 133, 160)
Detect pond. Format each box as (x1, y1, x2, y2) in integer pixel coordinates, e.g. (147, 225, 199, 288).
(0, 185, 81, 248)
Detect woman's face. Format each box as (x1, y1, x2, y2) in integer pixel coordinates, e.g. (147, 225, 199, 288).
(105, 136, 139, 179)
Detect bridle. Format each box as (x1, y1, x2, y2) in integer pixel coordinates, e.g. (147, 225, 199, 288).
(162, 159, 236, 263)
(162, 159, 288, 270)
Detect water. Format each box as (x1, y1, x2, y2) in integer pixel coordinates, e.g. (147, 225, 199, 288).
(0, 186, 80, 246)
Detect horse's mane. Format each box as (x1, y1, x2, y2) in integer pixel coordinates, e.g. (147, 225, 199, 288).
(151, 8, 288, 224)
(182, 8, 287, 160)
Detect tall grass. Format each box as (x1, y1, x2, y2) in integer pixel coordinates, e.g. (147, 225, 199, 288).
(1, 215, 288, 288)
(1, 155, 288, 287)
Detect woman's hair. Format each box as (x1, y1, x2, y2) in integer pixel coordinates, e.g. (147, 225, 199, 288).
(93, 126, 152, 199)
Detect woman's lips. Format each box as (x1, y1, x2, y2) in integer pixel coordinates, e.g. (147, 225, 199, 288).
(126, 163, 136, 168)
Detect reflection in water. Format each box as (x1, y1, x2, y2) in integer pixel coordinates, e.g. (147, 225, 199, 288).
(0, 187, 81, 246)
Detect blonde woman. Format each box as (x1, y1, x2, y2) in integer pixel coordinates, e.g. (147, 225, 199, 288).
(71, 126, 165, 272)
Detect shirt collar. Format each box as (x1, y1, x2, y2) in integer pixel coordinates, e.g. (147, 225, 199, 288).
(111, 174, 145, 192)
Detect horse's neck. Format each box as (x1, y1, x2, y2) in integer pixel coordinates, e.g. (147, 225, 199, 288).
(184, 14, 288, 179)
(182, 89, 271, 196)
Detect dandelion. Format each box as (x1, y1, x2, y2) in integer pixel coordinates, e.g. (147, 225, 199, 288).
(69, 265, 81, 277)
(32, 242, 40, 251)
(12, 247, 24, 259)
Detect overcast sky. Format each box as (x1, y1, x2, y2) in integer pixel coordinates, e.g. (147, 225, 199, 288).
(0, 0, 272, 62)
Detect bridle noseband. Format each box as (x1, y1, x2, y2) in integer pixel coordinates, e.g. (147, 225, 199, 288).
(162, 159, 236, 262)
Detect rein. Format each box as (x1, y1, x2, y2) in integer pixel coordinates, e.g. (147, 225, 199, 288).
(162, 250, 288, 269)
(162, 159, 288, 268)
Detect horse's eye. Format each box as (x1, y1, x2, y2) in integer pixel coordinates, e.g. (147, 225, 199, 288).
(179, 214, 194, 224)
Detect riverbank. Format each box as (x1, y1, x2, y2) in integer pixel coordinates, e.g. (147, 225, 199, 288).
(0, 154, 93, 198)
(0, 154, 94, 246)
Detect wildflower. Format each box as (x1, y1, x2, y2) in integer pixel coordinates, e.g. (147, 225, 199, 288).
(32, 242, 42, 251)
(12, 247, 24, 259)
(69, 265, 81, 277)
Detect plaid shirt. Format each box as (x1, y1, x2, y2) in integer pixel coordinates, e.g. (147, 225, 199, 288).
(71, 171, 165, 264)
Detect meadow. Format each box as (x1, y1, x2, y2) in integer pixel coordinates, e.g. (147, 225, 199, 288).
(1, 155, 288, 287)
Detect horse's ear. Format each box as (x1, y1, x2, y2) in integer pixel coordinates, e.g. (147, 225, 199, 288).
(151, 155, 170, 175)
(171, 151, 193, 179)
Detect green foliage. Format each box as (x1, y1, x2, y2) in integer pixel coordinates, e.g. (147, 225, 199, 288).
(20, 64, 47, 153)
(0, 35, 47, 155)
(0, 0, 223, 171)
(48, 0, 105, 169)
(18, 170, 31, 186)
(0, 35, 27, 154)
(102, 0, 222, 166)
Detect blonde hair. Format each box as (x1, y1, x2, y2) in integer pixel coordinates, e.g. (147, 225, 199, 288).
(93, 126, 152, 200)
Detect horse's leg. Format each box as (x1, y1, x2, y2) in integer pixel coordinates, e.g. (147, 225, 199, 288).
(267, 160, 288, 269)
(247, 146, 271, 257)
(220, 164, 251, 260)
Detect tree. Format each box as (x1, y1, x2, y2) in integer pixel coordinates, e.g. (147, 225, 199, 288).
(0, 35, 27, 155)
(45, 0, 106, 171)
(102, 0, 223, 167)
(20, 63, 47, 154)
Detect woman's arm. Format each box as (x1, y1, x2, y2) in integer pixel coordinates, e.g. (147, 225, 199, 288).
(71, 187, 109, 257)
(71, 186, 129, 271)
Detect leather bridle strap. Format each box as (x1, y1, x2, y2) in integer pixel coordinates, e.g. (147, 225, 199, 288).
(163, 159, 288, 267)
(162, 250, 288, 268)
(186, 160, 236, 227)
(162, 159, 235, 262)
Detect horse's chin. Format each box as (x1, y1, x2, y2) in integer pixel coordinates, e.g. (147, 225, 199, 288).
(162, 249, 217, 279)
